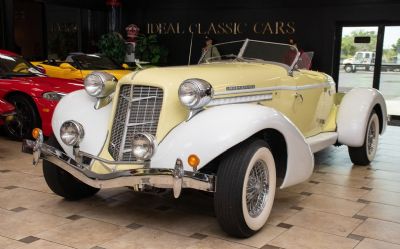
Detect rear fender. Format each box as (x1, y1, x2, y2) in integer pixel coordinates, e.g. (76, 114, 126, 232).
(337, 88, 387, 147)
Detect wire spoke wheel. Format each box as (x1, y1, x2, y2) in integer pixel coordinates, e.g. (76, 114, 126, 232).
(366, 117, 378, 158)
(349, 111, 380, 165)
(214, 139, 276, 238)
(246, 160, 269, 218)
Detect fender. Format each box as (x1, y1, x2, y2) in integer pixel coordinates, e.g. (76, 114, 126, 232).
(52, 90, 112, 158)
(152, 104, 314, 189)
(337, 88, 387, 147)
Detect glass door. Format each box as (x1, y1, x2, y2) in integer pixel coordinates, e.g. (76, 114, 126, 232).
(338, 26, 378, 93)
(380, 26, 400, 117)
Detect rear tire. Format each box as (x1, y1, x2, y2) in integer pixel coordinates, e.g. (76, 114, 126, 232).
(43, 136, 99, 200)
(348, 111, 380, 166)
(214, 139, 276, 238)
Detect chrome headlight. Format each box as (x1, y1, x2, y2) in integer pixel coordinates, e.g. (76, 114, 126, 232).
(60, 120, 84, 146)
(84, 72, 117, 98)
(42, 92, 65, 101)
(131, 132, 156, 161)
(178, 79, 214, 109)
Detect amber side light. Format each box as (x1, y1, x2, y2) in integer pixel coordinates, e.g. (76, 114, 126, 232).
(188, 154, 200, 168)
(32, 128, 41, 139)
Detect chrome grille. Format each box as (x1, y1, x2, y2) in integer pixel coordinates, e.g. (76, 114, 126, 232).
(108, 85, 163, 161)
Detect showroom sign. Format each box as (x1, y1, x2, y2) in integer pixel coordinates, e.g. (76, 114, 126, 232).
(146, 21, 296, 35)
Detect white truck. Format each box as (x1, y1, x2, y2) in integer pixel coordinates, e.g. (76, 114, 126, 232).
(343, 51, 375, 73)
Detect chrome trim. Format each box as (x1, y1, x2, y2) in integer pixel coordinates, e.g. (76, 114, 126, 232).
(187, 109, 203, 121)
(179, 78, 214, 109)
(60, 120, 85, 146)
(94, 95, 113, 110)
(109, 85, 163, 162)
(238, 38, 249, 58)
(214, 82, 332, 96)
(22, 139, 215, 198)
(208, 93, 273, 106)
(131, 132, 157, 161)
(288, 52, 301, 76)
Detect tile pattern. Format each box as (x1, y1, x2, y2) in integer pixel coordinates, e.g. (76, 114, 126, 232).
(0, 126, 399, 248)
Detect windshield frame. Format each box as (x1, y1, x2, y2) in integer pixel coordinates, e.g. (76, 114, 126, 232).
(198, 39, 301, 73)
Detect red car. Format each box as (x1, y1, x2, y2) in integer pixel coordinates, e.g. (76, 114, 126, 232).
(0, 50, 83, 139)
(0, 98, 15, 125)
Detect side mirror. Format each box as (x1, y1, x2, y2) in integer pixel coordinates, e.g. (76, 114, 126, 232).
(60, 63, 76, 71)
(122, 63, 129, 69)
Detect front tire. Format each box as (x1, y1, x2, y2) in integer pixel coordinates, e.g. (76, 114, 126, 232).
(344, 64, 353, 73)
(214, 140, 276, 238)
(43, 136, 100, 200)
(348, 111, 380, 165)
(4, 94, 41, 139)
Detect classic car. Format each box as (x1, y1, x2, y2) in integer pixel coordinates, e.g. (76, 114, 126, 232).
(0, 50, 83, 139)
(31, 53, 132, 80)
(0, 98, 15, 125)
(23, 39, 387, 238)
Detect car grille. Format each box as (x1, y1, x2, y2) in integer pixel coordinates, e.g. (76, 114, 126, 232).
(108, 85, 163, 161)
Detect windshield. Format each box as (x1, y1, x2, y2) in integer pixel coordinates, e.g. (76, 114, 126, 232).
(199, 39, 300, 69)
(0, 54, 37, 77)
(71, 54, 123, 70)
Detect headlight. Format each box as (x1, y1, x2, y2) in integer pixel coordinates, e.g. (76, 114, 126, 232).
(43, 92, 65, 101)
(131, 132, 156, 161)
(84, 71, 117, 98)
(60, 120, 84, 146)
(178, 79, 213, 109)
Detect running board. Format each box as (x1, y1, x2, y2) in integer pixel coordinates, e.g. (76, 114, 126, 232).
(306, 132, 338, 153)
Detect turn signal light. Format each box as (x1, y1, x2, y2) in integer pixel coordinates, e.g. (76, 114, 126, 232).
(32, 128, 41, 139)
(188, 154, 200, 169)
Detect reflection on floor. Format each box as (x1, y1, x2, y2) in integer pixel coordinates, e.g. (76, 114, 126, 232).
(0, 127, 400, 249)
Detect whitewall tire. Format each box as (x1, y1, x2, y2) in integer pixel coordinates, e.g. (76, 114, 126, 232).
(214, 139, 276, 238)
(349, 111, 380, 165)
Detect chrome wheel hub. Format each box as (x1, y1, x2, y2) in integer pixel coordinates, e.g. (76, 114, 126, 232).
(367, 119, 377, 156)
(246, 160, 269, 218)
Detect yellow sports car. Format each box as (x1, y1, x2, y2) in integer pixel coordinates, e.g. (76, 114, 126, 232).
(32, 53, 132, 80)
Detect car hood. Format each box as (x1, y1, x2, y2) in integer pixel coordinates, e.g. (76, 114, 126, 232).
(130, 62, 289, 92)
(1, 76, 83, 97)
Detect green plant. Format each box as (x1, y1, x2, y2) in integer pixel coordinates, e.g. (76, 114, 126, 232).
(135, 34, 168, 65)
(98, 32, 126, 64)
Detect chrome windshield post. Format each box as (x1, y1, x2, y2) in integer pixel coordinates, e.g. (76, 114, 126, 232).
(288, 51, 301, 77)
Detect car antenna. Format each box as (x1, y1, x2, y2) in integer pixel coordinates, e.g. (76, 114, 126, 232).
(188, 32, 194, 65)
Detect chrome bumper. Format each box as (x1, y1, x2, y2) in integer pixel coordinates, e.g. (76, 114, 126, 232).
(22, 138, 215, 198)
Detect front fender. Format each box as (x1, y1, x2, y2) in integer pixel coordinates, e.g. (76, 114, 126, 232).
(152, 104, 314, 188)
(337, 88, 387, 147)
(52, 90, 112, 158)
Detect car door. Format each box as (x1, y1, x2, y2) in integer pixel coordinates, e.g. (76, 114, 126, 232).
(284, 70, 333, 138)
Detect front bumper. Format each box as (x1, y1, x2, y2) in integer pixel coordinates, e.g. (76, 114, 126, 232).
(22, 137, 215, 198)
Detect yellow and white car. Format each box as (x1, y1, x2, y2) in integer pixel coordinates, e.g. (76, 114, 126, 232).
(23, 39, 387, 238)
(31, 53, 132, 80)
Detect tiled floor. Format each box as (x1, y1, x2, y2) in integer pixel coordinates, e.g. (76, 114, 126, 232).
(0, 126, 399, 249)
